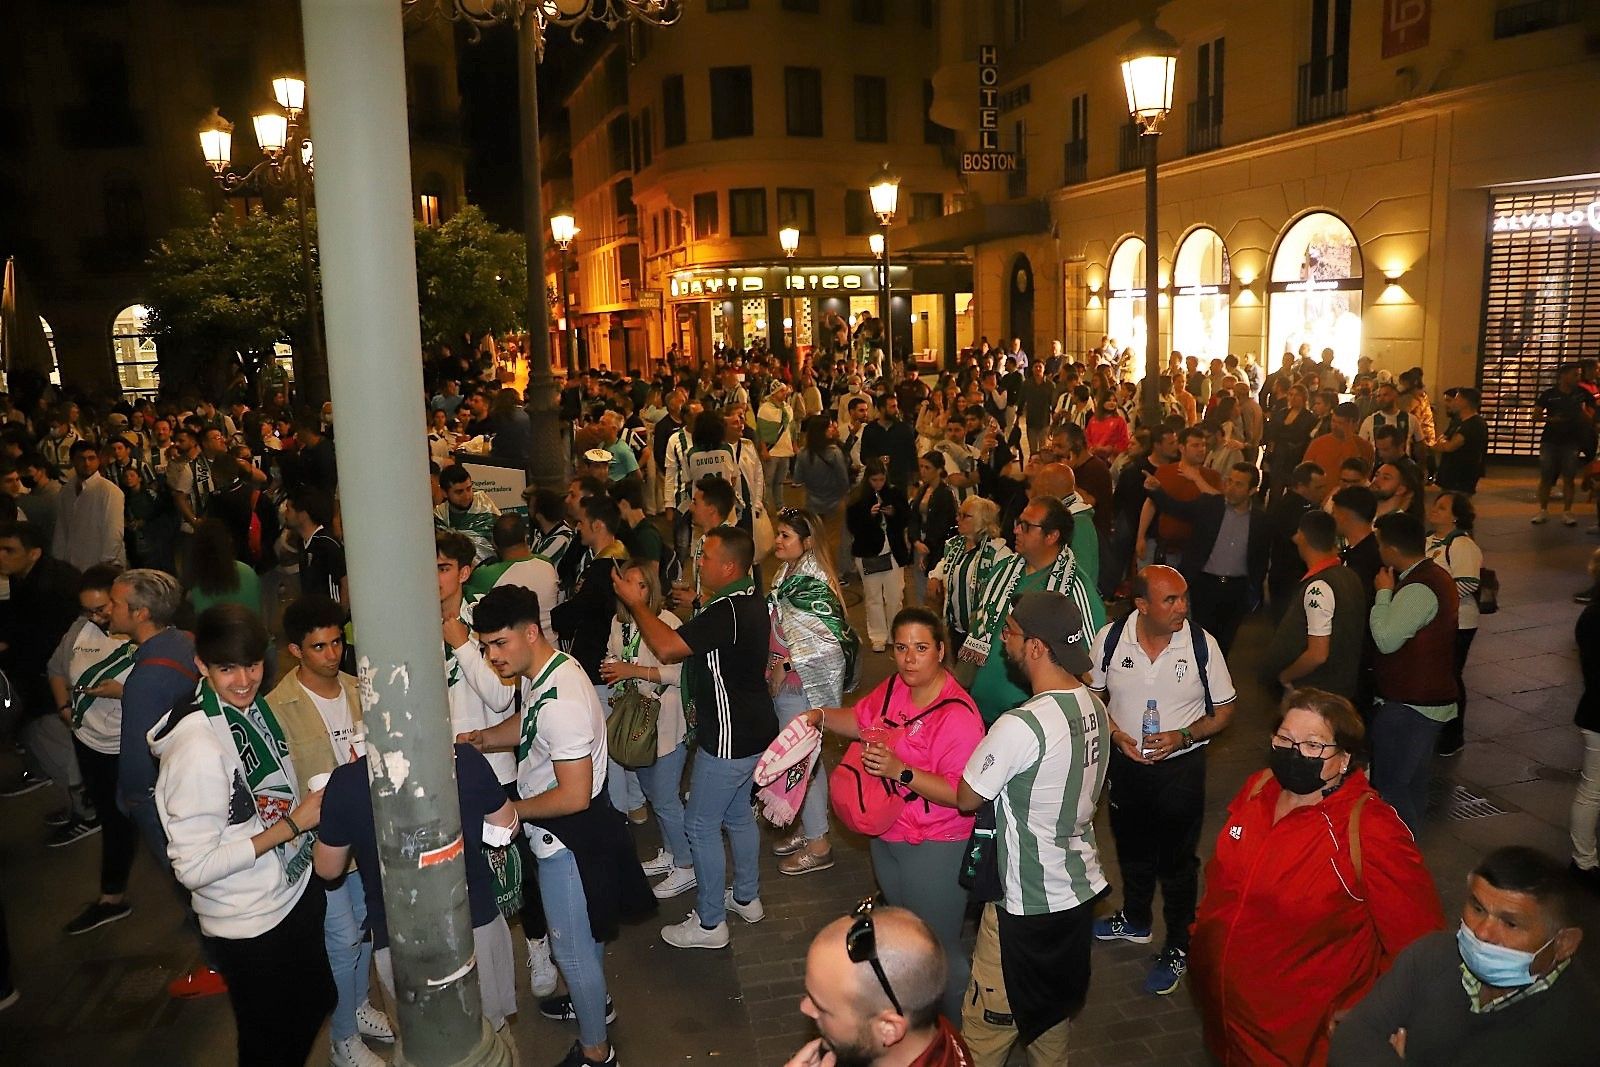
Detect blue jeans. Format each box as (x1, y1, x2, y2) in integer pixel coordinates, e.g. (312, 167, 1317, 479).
(537, 847, 609, 1048)
(685, 750, 762, 927)
(596, 684, 645, 815)
(774, 688, 830, 841)
(325, 869, 373, 1041)
(634, 741, 692, 869)
(1370, 700, 1447, 835)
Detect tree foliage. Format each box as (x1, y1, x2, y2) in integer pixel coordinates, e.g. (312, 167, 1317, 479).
(144, 196, 527, 392)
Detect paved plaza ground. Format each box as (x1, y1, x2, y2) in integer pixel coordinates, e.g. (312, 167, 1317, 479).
(3, 465, 1598, 1066)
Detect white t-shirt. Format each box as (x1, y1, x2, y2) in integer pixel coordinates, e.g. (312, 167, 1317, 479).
(1427, 532, 1483, 630)
(491, 558, 559, 636)
(516, 652, 608, 858)
(962, 688, 1109, 915)
(48, 618, 135, 755)
(304, 684, 364, 764)
(1088, 619, 1236, 746)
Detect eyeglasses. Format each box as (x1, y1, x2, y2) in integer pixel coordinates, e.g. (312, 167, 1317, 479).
(1270, 733, 1339, 759)
(1014, 519, 1044, 532)
(846, 897, 903, 1016)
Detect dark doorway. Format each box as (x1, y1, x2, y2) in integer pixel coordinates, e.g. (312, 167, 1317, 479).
(1008, 254, 1035, 362)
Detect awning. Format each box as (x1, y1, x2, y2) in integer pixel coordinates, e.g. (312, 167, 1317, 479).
(0, 257, 53, 376)
(894, 200, 1051, 254)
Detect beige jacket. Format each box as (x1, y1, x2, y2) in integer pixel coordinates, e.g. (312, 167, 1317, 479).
(266, 671, 362, 794)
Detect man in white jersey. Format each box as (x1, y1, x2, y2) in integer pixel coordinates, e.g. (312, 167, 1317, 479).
(957, 590, 1109, 1067)
(462, 585, 655, 1067)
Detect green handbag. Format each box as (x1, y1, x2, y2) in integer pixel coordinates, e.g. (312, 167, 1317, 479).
(606, 684, 661, 769)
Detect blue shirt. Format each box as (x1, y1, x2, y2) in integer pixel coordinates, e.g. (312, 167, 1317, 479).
(607, 438, 639, 482)
(118, 627, 198, 803)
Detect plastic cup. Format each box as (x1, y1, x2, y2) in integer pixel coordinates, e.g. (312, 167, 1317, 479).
(859, 725, 890, 746)
(308, 772, 331, 793)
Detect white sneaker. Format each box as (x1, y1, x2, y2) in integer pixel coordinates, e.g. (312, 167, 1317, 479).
(661, 910, 730, 949)
(652, 866, 697, 899)
(1563, 512, 1578, 527)
(1532, 511, 1550, 525)
(330, 1034, 385, 1067)
(724, 889, 765, 924)
(355, 1000, 394, 1041)
(641, 848, 675, 877)
(527, 935, 559, 997)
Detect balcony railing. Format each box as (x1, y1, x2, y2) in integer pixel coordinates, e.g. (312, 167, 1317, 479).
(1117, 122, 1146, 173)
(1186, 95, 1222, 155)
(1494, 0, 1581, 38)
(1006, 161, 1028, 199)
(1296, 53, 1348, 127)
(1063, 139, 1088, 185)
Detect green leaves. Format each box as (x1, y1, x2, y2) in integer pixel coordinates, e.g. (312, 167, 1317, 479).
(413, 204, 527, 349)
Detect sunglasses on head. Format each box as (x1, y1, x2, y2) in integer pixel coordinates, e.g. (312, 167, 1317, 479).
(846, 897, 903, 1016)
(778, 507, 812, 538)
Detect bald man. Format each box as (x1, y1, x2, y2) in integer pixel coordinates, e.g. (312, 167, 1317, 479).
(1031, 462, 1099, 592)
(783, 905, 971, 1067)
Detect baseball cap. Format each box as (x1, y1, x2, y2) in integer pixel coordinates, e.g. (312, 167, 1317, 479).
(1007, 591, 1092, 675)
(583, 447, 612, 466)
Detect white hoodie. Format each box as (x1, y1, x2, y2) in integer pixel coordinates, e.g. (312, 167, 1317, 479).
(148, 705, 309, 939)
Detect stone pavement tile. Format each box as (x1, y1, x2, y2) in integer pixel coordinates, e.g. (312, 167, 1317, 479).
(1493, 775, 1583, 828)
(1497, 681, 1584, 720)
(1440, 810, 1570, 856)
(1465, 631, 1555, 664)
(1495, 725, 1584, 770)
(1461, 697, 1546, 739)
(1447, 740, 1546, 787)
(1462, 660, 1552, 700)
(1506, 652, 1584, 687)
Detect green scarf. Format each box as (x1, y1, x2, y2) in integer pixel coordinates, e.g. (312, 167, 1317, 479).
(680, 575, 755, 729)
(768, 560, 859, 704)
(962, 547, 1078, 661)
(198, 681, 314, 886)
(71, 639, 136, 729)
(937, 534, 1010, 637)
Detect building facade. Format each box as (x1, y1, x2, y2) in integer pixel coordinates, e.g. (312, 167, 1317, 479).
(551, 0, 970, 373)
(0, 0, 466, 397)
(914, 0, 1599, 456)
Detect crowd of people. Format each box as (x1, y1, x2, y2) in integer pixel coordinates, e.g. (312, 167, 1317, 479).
(0, 332, 1597, 1067)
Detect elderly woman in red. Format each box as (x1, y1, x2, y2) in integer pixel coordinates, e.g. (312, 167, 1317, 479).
(1189, 688, 1444, 1066)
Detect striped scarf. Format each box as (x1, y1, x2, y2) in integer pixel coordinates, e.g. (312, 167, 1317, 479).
(960, 547, 1078, 661)
(938, 535, 1011, 638)
(198, 681, 315, 886)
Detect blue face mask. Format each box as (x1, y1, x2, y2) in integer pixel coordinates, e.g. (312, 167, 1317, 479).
(1456, 921, 1553, 988)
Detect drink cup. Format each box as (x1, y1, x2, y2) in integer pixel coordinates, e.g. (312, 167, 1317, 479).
(308, 772, 331, 793)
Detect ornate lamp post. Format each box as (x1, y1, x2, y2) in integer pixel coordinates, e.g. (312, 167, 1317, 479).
(779, 225, 799, 360)
(868, 163, 900, 370)
(1118, 17, 1178, 429)
(404, 0, 681, 489)
(549, 209, 578, 372)
(200, 76, 329, 406)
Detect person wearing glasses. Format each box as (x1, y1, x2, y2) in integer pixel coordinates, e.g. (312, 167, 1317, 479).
(783, 902, 972, 1067)
(767, 507, 859, 877)
(927, 497, 1012, 662)
(956, 591, 1109, 1067)
(1189, 688, 1444, 1067)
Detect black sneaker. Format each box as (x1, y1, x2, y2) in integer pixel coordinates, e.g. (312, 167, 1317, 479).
(44, 809, 72, 827)
(554, 1041, 616, 1067)
(0, 771, 52, 798)
(1571, 860, 1600, 895)
(64, 900, 132, 936)
(540, 994, 617, 1025)
(1575, 587, 1596, 605)
(1435, 737, 1465, 758)
(46, 817, 101, 848)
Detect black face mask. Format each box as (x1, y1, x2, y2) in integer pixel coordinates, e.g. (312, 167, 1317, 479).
(1269, 745, 1333, 796)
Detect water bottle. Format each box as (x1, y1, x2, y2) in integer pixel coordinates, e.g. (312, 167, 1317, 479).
(1141, 699, 1160, 759)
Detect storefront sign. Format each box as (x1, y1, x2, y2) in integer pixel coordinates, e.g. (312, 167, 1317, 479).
(637, 289, 663, 309)
(1491, 199, 1600, 235)
(1382, 0, 1430, 59)
(1274, 277, 1363, 294)
(1174, 283, 1223, 297)
(1109, 287, 1146, 300)
(669, 266, 878, 299)
(963, 44, 1018, 173)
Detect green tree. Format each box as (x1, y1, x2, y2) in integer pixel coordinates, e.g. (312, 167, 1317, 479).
(145, 197, 526, 396)
(414, 204, 526, 350)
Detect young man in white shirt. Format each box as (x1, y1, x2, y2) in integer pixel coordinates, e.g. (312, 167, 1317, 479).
(461, 585, 641, 1067)
(266, 595, 393, 1067)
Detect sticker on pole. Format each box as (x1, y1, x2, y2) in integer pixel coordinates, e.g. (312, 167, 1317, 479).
(418, 833, 464, 869)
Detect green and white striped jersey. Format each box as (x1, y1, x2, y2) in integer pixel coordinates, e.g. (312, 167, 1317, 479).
(963, 686, 1109, 915)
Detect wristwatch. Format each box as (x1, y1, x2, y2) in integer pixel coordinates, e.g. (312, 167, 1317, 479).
(898, 767, 915, 785)
(1179, 727, 1195, 750)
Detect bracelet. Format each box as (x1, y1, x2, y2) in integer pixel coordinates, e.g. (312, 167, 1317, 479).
(1179, 727, 1195, 749)
(283, 815, 302, 838)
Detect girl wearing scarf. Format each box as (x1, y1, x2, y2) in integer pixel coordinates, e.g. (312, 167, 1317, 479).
(147, 604, 333, 1067)
(927, 496, 1013, 656)
(767, 507, 861, 876)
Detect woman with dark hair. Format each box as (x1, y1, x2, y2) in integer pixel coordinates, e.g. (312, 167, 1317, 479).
(121, 464, 178, 573)
(792, 414, 850, 560)
(1190, 688, 1443, 1067)
(909, 451, 957, 606)
(183, 518, 261, 617)
(1265, 384, 1316, 499)
(847, 459, 911, 652)
(1427, 490, 1482, 757)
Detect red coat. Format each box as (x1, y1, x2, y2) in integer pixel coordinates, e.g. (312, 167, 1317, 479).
(1189, 769, 1444, 1066)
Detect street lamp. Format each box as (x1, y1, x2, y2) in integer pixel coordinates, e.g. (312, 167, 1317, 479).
(403, 0, 681, 491)
(549, 210, 579, 373)
(199, 76, 328, 407)
(868, 163, 899, 370)
(1119, 16, 1178, 429)
(779, 226, 799, 360)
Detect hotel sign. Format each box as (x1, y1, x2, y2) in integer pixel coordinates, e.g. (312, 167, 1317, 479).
(1491, 199, 1600, 235)
(963, 45, 1018, 174)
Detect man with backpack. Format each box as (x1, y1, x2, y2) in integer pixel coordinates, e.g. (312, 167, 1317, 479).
(1086, 564, 1237, 997)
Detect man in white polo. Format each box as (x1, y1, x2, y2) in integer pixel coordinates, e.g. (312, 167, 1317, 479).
(1087, 564, 1236, 998)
